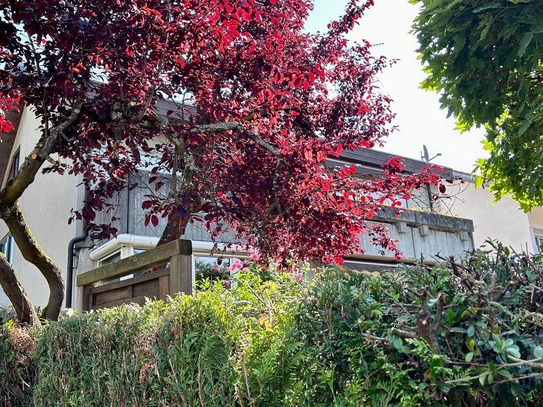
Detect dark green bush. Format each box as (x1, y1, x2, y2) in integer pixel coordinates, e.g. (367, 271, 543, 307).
(290, 242, 543, 406)
(290, 268, 436, 406)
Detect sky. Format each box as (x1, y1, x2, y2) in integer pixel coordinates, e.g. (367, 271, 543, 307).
(306, 0, 487, 173)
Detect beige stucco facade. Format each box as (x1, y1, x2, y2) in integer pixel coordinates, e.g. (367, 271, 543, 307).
(0, 107, 79, 307)
(449, 180, 543, 253)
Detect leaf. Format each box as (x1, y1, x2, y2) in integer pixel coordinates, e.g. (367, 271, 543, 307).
(478, 19, 493, 44)
(487, 372, 494, 384)
(390, 335, 403, 350)
(506, 345, 521, 359)
(518, 32, 534, 58)
(448, 327, 467, 334)
(498, 369, 513, 379)
(479, 374, 487, 386)
(437, 382, 450, 393)
(474, 175, 484, 188)
(473, 4, 501, 13)
(467, 325, 475, 337)
(489, 301, 516, 318)
(534, 346, 543, 359)
(465, 352, 474, 362)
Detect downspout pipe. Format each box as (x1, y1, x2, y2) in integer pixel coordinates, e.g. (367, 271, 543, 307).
(66, 184, 91, 309)
(66, 230, 87, 308)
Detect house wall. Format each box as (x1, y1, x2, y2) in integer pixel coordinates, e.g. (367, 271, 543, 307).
(527, 207, 543, 251)
(0, 109, 479, 310)
(528, 207, 543, 231)
(450, 182, 535, 252)
(0, 107, 79, 308)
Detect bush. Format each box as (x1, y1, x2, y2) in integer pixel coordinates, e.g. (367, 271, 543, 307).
(290, 242, 543, 406)
(290, 268, 436, 406)
(0, 321, 37, 406)
(3, 244, 543, 406)
(32, 271, 302, 406)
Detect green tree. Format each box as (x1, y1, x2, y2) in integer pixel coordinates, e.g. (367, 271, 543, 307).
(411, 0, 543, 210)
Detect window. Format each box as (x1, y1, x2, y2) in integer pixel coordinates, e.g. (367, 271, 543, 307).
(8, 150, 20, 181)
(0, 234, 14, 264)
(536, 235, 543, 253)
(99, 251, 121, 266)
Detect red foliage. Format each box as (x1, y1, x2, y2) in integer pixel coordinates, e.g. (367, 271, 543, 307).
(0, 0, 439, 263)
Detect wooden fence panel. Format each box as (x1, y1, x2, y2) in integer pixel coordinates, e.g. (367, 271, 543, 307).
(76, 239, 192, 311)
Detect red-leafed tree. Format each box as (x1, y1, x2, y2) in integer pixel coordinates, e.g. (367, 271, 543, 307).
(0, 0, 440, 323)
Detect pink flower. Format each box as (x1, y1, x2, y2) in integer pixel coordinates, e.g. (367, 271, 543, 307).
(249, 250, 261, 261)
(295, 273, 303, 283)
(228, 258, 243, 271)
(241, 267, 249, 273)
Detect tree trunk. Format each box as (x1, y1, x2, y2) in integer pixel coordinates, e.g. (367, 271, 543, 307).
(1, 202, 64, 321)
(157, 215, 190, 246)
(0, 253, 40, 325)
(0, 103, 83, 323)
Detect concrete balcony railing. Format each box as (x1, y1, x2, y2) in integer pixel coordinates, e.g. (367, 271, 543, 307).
(357, 207, 474, 262)
(89, 173, 474, 267)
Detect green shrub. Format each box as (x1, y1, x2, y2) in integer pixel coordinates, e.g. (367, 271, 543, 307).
(290, 268, 435, 406)
(289, 243, 543, 406)
(33, 303, 164, 406)
(32, 271, 302, 406)
(4, 244, 543, 406)
(0, 321, 37, 406)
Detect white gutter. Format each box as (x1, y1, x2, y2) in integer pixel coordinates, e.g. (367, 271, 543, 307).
(89, 234, 249, 261)
(89, 234, 159, 261)
(192, 241, 249, 259)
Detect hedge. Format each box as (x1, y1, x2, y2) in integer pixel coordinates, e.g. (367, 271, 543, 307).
(2, 244, 543, 406)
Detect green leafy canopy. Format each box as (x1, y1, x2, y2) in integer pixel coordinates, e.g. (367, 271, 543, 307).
(411, 0, 543, 210)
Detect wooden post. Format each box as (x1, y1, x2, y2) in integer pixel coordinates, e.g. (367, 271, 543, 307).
(169, 253, 192, 295)
(77, 285, 87, 313)
(159, 275, 169, 300)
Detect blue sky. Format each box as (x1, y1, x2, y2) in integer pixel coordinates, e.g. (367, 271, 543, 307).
(306, 0, 486, 173)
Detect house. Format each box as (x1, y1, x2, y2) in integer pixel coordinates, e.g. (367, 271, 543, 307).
(1, 106, 476, 310)
(443, 171, 543, 253)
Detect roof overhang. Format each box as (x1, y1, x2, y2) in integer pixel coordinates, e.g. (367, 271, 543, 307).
(333, 148, 454, 177)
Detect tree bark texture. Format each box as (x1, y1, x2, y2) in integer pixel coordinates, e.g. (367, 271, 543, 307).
(0, 202, 64, 320)
(0, 104, 83, 323)
(0, 253, 40, 325)
(157, 215, 190, 246)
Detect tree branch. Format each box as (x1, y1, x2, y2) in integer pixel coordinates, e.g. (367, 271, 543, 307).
(190, 122, 282, 157)
(390, 328, 418, 339)
(507, 355, 543, 370)
(0, 100, 85, 205)
(0, 253, 40, 325)
(0, 202, 64, 320)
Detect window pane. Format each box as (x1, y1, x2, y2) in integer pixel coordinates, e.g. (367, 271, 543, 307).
(0, 234, 14, 264)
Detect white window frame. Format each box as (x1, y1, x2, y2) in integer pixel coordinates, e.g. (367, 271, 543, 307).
(532, 228, 543, 253)
(536, 235, 543, 254)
